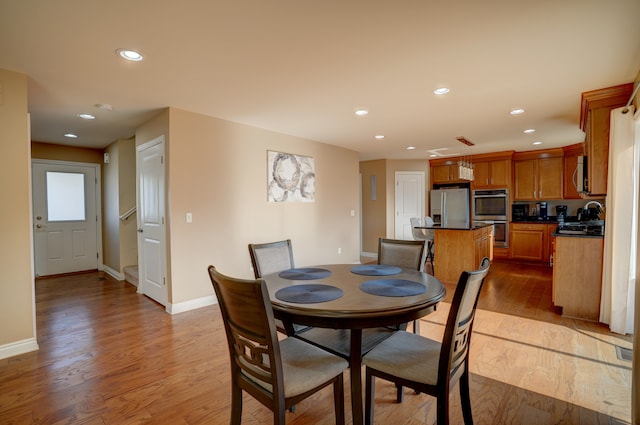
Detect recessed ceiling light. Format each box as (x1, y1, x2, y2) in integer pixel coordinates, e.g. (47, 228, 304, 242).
(523, 128, 536, 134)
(354, 108, 368, 116)
(116, 48, 143, 61)
(406, 146, 416, 150)
(374, 135, 384, 140)
(64, 133, 78, 138)
(532, 141, 543, 145)
(433, 87, 450, 95)
(77, 113, 96, 120)
(510, 109, 525, 115)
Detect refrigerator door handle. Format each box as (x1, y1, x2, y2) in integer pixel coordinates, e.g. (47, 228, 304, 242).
(441, 192, 447, 225)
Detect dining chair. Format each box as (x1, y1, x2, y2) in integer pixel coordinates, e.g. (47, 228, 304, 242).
(248, 239, 310, 335)
(377, 237, 426, 334)
(249, 239, 295, 280)
(409, 217, 435, 274)
(378, 237, 426, 272)
(424, 216, 436, 270)
(208, 265, 349, 425)
(362, 257, 491, 425)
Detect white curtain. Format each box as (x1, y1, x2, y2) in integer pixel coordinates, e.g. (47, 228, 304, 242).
(600, 105, 637, 334)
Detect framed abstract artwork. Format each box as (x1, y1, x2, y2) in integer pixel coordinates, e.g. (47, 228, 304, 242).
(267, 151, 315, 202)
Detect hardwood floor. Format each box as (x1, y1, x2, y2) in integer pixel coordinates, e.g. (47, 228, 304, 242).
(0, 262, 632, 424)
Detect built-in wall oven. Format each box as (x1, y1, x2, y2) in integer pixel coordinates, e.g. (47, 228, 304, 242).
(472, 189, 509, 247)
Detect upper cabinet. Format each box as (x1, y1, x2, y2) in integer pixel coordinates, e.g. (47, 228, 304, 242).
(430, 152, 514, 189)
(431, 162, 462, 185)
(513, 149, 563, 200)
(579, 83, 634, 196)
(471, 154, 512, 189)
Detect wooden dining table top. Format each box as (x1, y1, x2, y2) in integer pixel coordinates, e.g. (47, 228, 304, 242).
(263, 263, 446, 329)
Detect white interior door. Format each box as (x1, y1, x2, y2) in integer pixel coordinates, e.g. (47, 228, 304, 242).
(394, 171, 424, 240)
(32, 161, 100, 277)
(136, 136, 167, 306)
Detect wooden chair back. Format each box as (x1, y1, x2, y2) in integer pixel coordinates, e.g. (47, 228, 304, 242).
(378, 238, 426, 272)
(208, 266, 285, 406)
(249, 239, 294, 278)
(439, 257, 491, 386)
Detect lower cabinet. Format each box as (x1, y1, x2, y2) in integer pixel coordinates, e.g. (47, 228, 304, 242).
(552, 236, 603, 321)
(510, 223, 545, 261)
(510, 223, 556, 264)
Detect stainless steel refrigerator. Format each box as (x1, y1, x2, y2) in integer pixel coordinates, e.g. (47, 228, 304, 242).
(430, 188, 470, 228)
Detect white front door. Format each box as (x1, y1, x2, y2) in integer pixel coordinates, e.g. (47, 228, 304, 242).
(394, 171, 424, 240)
(136, 137, 167, 306)
(32, 161, 100, 277)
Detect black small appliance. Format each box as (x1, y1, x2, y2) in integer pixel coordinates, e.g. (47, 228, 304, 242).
(539, 201, 548, 219)
(556, 205, 567, 221)
(512, 204, 528, 221)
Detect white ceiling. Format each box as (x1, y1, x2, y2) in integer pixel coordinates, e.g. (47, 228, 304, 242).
(1, 1, 639, 161)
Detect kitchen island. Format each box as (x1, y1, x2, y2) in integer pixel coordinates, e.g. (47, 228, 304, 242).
(551, 230, 604, 321)
(417, 223, 493, 284)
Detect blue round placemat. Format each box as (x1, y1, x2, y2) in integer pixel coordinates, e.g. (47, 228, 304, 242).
(275, 284, 344, 303)
(360, 279, 427, 297)
(278, 267, 332, 280)
(351, 264, 402, 276)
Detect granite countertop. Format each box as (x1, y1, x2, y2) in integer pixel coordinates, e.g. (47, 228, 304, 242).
(512, 215, 577, 224)
(514, 217, 605, 238)
(552, 232, 604, 239)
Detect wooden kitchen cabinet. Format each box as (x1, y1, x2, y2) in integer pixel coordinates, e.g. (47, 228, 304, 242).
(579, 83, 633, 197)
(562, 143, 584, 200)
(431, 162, 461, 185)
(553, 235, 604, 320)
(472, 159, 511, 189)
(513, 149, 563, 200)
(510, 223, 545, 261)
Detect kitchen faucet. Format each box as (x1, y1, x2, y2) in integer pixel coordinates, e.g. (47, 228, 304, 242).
(583, 200, 604, 220)
(584, 200, 603, 211)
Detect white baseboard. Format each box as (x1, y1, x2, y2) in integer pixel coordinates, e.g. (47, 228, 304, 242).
(0, 338, 39, 360)
(167, 295, 218, 315)
(361, 251, 376, 259)
(102, 264, 123, 281)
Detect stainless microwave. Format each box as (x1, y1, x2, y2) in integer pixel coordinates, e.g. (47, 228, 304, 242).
(576, 156, 588, 193)
(472, 189, 509, 221)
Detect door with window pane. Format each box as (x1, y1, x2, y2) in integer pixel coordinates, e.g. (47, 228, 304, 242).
(32, 161, 99, 276)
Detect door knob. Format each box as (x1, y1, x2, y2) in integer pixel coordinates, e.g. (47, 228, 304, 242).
(36, 224, 43, 228)
(137, 229, 143, 233)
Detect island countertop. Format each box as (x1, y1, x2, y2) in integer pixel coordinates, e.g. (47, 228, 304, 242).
(415, 223, 493, 231)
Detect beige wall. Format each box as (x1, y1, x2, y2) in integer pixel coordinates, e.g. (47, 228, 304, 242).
(118, 139, 137, 271)
(31, 142, 103, 163)
(136, 107, 360, 305)
(359, 159, 429, 253)
(0, 69, 36, 353)
(102, 138, 137, 275)
(359, 160, 387, 254)
(103, 142, 120, 270)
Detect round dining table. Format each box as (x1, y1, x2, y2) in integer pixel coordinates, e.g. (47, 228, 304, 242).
(262, 263, 446, 425)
